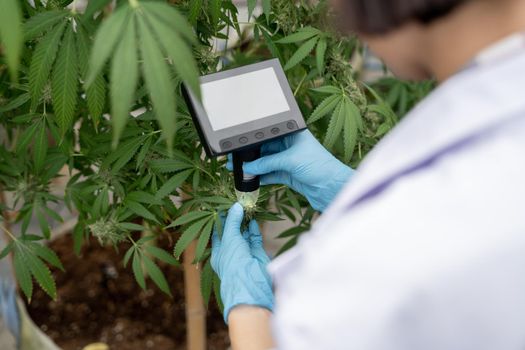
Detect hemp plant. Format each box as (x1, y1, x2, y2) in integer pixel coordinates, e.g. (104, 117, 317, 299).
(0, 0, 430, 310)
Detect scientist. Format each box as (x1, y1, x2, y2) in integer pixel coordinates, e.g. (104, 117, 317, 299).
(211, 0, 525, 348)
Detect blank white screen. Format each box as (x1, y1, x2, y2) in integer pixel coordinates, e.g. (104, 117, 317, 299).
(201, 67, 291, 131)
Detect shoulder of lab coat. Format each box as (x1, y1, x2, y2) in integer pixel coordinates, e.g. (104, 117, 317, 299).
(269, 50, 525, 350)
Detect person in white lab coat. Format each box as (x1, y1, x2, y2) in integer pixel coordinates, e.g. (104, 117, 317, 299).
(211, 0, 525, 348)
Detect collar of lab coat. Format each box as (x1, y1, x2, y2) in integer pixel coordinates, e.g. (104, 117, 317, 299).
(269, 40, 525, 276)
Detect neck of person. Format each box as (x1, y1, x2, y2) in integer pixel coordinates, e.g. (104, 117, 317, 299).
(422, 0, 525, 82)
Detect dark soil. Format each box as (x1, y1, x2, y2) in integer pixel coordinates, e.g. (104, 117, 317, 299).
(24, 234, 229, 350)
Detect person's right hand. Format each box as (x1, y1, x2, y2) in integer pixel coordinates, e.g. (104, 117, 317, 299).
(229, 130, 354, 212)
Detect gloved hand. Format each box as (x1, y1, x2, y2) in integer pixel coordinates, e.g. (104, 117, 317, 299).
(211, 203, 274, 323)
(229, 130, 354, 212)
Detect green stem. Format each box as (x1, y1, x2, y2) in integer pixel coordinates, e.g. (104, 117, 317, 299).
(293, 73, 308, 96)
(0, 224, 17, 242)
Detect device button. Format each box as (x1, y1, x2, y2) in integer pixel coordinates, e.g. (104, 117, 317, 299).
(271, 127, 280, 135)
(287, 121, 296, 130)
(255, 132, 264, 139)
(222, 141, 233, 149)
(239, 136, 249, 144)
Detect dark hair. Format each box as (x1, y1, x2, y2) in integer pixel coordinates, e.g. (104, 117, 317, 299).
(335, 0, 468, 34)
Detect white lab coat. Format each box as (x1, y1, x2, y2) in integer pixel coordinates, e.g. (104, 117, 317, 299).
(269, 34, 525, 349)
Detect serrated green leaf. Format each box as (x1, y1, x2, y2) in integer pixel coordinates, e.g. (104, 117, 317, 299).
(143, 7, 201, 99)
(52, 25, 79, 134)
(145, 245, 179, 266)
(324, 100, 345, 149)
(140, 2, 195, 43)
(76, 25, 106, 127)
(308, 94, 340, 124)
(193, 219, 214, 263)
(23, 10, 68, 41)
(87, 75, 106, 127)
(311, 85, 341, 94)
(106, 136, 144, 174)
(126, 191, 162, 205)
(42, 205, 63, 223)
(137, 15, 177, 150)
(283, 36, 318, 71)
(0, 92, 30, 113)
(72, 223, 84, 256)
(16, 121, 40, 154)
(31, 243, 64, 271)
(286, 188, 301, 214)
(167, 210, 213, 228)
(188, 0, 202, 25)
(123, 246, 135, 267)
(36, 205, 51, 239)
(276, 225, 307, 239)
(276, 235, 298, 256)
(155, 169, 193, 200)
(132, 252, 146, 289)
(213, 272, 223, 312)
(149, 159, 193, 173)
(34, 120, 48, 173)
(0, 242, 13, 260)
(136, 138, 152, 169)
(29, 21, 67, 110)
(262, 0, 271, 18)
(277, 27, 320, 44)
(92, 186, 108, 217)
(0, 0, 22, 79)
(125, 200, 159, 224)
(136, 235, 156, 245)
(86, 5, 130, 86)
(118, 222, 145, 232)
(110, 13, 138, 145)
(200, 259, 213, 307)
(316, 37, 327, 75)
(24, 248, 57, 299)
(342, 98, 360, 162)
(173, 218, 209, 259)
(209, 0, 220, 26)
(247, 0, 257, 18)
(261, 27, 283, 63)
(14, 251, 33, 300)
(142, 254, 172, 296)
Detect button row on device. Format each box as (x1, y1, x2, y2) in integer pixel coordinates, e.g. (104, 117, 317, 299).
(220, 120, 299, 151)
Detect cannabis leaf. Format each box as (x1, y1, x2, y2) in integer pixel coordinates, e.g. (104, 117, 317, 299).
(310, 85, 363, 162)
(124, 236, 177, 296)
(28, 20, 67, 111)
(86, 1, 201, 149)
(52, 25, 79, 133)
(4, 234, 64, 301)
(171, 211, 216, 260)
(277, 26, 327, 73)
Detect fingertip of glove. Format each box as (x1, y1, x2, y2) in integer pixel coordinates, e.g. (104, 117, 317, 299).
(230, 202, 244, 214)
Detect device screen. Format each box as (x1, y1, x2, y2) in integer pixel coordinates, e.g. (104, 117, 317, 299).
(201, 67, 291, 131)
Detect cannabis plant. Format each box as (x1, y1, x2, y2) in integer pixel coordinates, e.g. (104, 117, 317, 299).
(0, 0, 428, 309)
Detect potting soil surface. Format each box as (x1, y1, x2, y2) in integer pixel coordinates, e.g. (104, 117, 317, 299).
(24, 234, 229, 350)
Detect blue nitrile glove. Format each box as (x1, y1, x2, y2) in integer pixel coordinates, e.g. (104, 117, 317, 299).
(211, 203, 274, 323)
(228, 130, 354, 211)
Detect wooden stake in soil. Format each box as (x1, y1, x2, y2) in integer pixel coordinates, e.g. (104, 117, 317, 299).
(183, 240, 206, 350)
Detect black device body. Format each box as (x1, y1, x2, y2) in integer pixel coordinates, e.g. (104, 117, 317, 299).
(182, 58, 307, 192)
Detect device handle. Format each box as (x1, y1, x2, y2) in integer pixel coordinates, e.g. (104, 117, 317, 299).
(233, 146, 261, 192)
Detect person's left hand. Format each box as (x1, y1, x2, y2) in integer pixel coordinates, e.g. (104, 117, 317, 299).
(211, 203, 274, 323)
